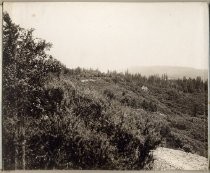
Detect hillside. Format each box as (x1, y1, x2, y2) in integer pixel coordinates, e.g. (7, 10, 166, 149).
(2, 12, 208, 170)
(58, 70, 209, 159)
(3, 66, 208, 169)
(126, 66, 208, 80)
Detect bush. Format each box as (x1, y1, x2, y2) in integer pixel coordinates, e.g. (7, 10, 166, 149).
(141, 100, 157, 112)
(183, 144, 193, 153)
(160, 125, 171, 138)
(73, 96, 103, 120)
(103, 89, 115, 100)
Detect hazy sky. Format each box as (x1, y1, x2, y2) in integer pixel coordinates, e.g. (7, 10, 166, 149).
(4, 2, 209, 72)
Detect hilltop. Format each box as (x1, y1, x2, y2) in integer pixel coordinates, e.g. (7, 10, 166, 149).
(125, 66, 208, 80)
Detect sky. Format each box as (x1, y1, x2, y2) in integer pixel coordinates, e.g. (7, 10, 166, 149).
(4, 2, 209, 72)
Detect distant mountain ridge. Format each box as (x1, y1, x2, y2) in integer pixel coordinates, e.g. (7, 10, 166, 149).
(124, 66, 208, 80)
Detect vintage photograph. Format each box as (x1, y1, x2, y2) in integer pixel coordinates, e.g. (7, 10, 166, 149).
(2, 2, 208, 170)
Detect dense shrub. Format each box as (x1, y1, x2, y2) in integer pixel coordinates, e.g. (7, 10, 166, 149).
(120, 95, 141, 109)
(103, 89, 115, 100)
(141, 100, 157, 112)
(2, 12, 207, 170)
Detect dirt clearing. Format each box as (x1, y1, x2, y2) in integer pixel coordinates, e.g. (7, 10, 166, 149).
(152, 147, 208, 170)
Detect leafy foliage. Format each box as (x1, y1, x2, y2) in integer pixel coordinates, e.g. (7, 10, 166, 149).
(2, 13, 207, 170)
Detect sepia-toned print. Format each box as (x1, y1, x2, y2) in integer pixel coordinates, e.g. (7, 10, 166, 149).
(2, 2, 208, 170)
